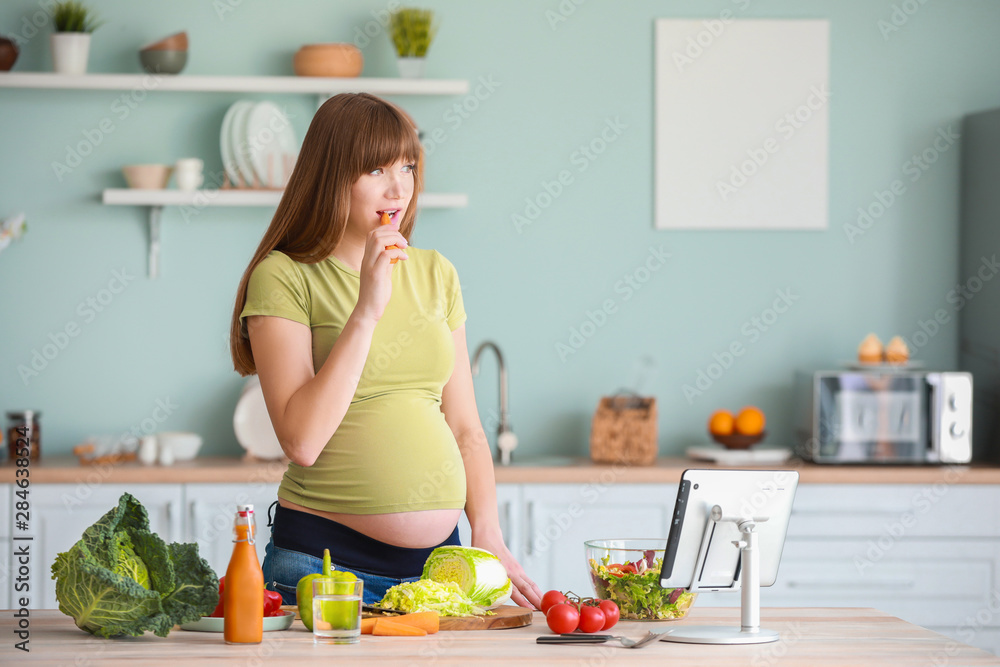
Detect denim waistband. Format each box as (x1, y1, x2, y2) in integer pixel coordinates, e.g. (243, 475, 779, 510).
(270, 502, 460, 578)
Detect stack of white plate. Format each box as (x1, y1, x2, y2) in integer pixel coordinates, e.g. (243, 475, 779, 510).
(220, 100, 298, 188)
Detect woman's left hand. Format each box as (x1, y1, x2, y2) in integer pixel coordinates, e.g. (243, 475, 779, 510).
(472, 532, 542, 610)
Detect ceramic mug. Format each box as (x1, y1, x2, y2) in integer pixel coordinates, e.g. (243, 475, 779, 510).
(175, 158, 204, 191)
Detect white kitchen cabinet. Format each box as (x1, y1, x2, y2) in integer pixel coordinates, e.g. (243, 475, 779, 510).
(184, 483, 280, 578)
(518, 483, 676, 595)
(28, 484, 183, 610)
(457, 484, 521, 555)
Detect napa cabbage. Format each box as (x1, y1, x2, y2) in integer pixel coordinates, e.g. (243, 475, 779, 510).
(50, 492, 218, 638)
(421, 546, 512, 608)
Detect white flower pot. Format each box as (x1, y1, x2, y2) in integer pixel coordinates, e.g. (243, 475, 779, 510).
(396, 57, 426, 79)
(50, 33, 91, 74)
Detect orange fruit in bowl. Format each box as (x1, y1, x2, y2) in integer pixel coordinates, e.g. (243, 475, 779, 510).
(734, 406, 766, 436)
(708, 410, 735, 436)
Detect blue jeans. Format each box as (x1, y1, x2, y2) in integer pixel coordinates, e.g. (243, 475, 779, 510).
(262, 535, 421, 606)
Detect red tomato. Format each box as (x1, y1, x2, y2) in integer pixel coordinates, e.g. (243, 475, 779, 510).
(263, 589, 282, 616)
(578, 605, 606, 634)
(598, 600, 620, 630)
(619, 563, 638, 575)
(540, 590, 568, 614)
(546, 603, 580, 634)
(209, 576, 225, 617)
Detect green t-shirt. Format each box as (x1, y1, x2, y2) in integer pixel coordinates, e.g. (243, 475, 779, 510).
(239, 247, 468, 514)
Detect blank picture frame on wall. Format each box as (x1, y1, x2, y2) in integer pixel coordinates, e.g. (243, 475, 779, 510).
(654, 19, 829, 230)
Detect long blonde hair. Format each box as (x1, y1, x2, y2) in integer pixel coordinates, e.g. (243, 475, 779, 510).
(229, 93, 423, 376)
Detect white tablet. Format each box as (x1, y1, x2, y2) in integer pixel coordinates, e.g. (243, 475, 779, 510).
(659, 469, 798, 591)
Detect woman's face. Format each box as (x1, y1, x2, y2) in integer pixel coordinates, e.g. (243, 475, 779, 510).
(347, 157, 415, 238)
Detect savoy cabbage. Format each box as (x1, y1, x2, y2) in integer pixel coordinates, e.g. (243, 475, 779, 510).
(50, 492, 219, 637)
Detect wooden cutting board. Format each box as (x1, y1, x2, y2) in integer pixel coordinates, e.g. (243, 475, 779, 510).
(363, 605, 533, 631)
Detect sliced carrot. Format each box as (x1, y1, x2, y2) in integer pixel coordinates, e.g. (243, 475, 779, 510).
(390, 611, 439, 634)
(372, 618, 427, 636)
(360, 617, 378, 635)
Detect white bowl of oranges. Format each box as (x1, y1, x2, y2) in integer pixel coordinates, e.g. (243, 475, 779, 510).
(708, 407, 766, 450)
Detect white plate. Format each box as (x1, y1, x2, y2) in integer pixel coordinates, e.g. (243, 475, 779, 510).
(686, 446, 793, 465)
(841, 360, 926, 371)
(233, 375, 285, 460)
(229, 100, 257, 187)
(245, 101, 298, 188)
(179, 611, 294, 632)
(219, 101, 251, 186)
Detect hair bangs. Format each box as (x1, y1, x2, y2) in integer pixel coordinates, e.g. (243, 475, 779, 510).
(353, 102, 422, 176)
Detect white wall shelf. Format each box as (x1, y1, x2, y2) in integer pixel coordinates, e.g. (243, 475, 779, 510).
(0, 72, 470, 97)
(103, 190, 468, 279)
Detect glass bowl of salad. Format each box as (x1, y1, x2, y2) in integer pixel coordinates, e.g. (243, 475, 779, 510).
(585, 539, 696, 621)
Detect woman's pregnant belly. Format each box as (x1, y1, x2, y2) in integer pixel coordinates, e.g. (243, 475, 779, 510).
(278, 499, 462, 548)
(279, 392, 467, 547)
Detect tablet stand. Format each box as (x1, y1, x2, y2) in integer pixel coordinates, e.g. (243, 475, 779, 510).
(661, 505, 781, 645)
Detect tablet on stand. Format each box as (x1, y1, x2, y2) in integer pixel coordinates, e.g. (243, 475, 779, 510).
(658, 469, 799, 645)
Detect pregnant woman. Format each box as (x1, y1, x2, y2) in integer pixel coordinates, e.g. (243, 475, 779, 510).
(229, 92, 540, 609)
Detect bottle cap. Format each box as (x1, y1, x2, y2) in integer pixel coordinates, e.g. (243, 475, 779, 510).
(238, 504, 254, 512)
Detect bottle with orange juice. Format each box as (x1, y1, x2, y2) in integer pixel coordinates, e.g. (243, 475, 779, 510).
(224, 504, 263, 644)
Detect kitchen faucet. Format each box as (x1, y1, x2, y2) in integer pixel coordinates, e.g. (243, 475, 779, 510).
(470, 340, 518, 465)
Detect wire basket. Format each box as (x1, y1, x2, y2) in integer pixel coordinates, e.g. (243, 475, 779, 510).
(590, 394, 658, 466)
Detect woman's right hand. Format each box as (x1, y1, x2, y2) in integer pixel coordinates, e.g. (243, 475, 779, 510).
(354, 222, 409, 323)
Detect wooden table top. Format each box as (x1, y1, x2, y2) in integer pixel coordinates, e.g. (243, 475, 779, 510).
(3, 607, 998, 665)
(4, 455, 999, 485)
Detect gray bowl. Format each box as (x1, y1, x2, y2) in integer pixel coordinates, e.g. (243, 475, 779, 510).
(139, 49, 187, 74)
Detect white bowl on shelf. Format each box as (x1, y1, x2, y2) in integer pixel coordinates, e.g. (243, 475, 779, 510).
(157, 431, 202, 460)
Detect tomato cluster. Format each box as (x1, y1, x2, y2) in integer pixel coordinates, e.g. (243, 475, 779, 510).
(540, 590, 619, 634)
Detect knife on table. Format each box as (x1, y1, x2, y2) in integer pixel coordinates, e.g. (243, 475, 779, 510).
(537, 634, 617, 644)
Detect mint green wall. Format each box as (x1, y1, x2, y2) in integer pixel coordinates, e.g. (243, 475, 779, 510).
(2, 1, 999, 458)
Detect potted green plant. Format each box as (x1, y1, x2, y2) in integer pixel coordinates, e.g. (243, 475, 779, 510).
(50, 1, 102, 74)
(389, 8, 437, 78)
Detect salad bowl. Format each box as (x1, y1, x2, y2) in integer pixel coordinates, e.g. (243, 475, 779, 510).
(585, 539, 696, 621)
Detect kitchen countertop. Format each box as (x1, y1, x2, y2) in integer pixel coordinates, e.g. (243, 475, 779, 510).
(2, 455, 1000, 485)
(3, 607, 998, 665)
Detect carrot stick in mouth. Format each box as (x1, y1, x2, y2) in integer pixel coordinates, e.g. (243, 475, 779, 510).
(381, 211, 399, 264)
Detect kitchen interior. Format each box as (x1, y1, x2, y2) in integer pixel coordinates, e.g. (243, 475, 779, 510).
(2, 0, 1000, 663)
